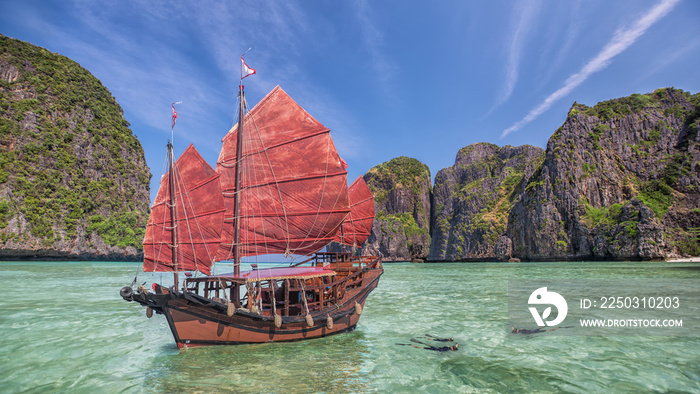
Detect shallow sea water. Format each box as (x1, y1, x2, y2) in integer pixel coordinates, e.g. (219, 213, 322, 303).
(1, 260, 699, 393)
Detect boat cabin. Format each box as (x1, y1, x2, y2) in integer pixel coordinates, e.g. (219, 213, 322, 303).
(183, 252, 378, 316)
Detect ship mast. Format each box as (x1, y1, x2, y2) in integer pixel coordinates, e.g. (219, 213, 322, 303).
(229, 81, 246, 305)
(233, 85, 245, 276)
(167, 140, 179, 289)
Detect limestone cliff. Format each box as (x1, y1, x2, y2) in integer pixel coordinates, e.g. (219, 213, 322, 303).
(430, 143, 544, 261)
(0, 35, 150, 260)
(507, 88, 699, 260)
(364, 88, 698, 262)
(361, 157, 431, 261)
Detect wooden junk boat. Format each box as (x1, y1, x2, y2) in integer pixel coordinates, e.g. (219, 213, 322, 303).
(120, 81, 382, 348)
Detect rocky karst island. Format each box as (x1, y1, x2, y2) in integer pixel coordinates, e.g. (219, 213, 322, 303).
(1, 35, 698, 262)
(362, 89, 699, 262)
(0, 35, 150, 260)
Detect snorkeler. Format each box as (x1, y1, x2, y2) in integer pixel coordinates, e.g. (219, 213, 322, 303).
(424, 334, 454, 342)
(511, 326, 573, 334)
(511, 326, 548, 334)
(396, 338, 459, 351)
(411, 342, 459, 352)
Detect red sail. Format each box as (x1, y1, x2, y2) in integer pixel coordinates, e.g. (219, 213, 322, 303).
(333, 176, 375, 247)
(216, 86, 350, 259)
(144, 144, 225, 275)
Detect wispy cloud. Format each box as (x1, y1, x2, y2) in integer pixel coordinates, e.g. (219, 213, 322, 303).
(501, 0, 680, 138)
(186, 1, 366, 161)
(354, 0, 399, 105)
(637, 39, 700, 82)
(535, 0, 584, 88)
(491, 0, 541, 111)
(41, 1, 324, 155)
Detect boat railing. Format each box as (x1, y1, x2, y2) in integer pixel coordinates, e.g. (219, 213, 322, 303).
(248, 275, 355, 316)
(184, 253, 381, 314)
(184, 274, 351, 316)
(185, 277, 239, 301)
(295, 252, 381, 270)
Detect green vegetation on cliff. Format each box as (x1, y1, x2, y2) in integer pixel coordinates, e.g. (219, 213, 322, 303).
(520, 88, 700, 259)
(573, 88, 699, 125)
(365, 156, 431, 206)
(429, 143, 544, 261)
(0, 35, 150, 256)
(364, 156, 432, 260)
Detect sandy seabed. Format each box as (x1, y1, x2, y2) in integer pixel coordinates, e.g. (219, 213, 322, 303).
(666, 257, 700, 263)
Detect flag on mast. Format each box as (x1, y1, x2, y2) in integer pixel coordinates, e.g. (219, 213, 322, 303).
(241, 54, 256, 80)
(171, 103, 178, 129)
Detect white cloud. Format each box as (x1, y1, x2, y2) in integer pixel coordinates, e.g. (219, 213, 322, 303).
(14, 1, 371, 163)
(637, 39, 700, 82)
(491, 0, 541, 110)
(354, 0, 399, 104)
(501, 0, 680, 138)
(536, 0, 584, 88)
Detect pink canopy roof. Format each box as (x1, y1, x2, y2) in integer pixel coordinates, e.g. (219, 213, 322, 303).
(210, 266, 336, 282)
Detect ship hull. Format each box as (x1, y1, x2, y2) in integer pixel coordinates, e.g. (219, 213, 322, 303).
(125, 262, 382, 348)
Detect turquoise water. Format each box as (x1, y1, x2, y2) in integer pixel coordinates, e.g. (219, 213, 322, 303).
(1, 260, 699, 392)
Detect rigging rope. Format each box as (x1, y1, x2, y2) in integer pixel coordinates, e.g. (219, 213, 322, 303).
(220, 87, 350, 264)
(172, 162, 196, 272)
(151, 152, 170, 272)
(172, 156, 219, 274)
(300, 135, 349, 252)
(248, 110, 293, 256)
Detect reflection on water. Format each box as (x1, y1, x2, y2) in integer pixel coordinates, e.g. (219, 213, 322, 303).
(0, 260, 699, 392)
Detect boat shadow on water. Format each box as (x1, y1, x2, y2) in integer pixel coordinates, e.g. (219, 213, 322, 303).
(143, 331, 372, 392)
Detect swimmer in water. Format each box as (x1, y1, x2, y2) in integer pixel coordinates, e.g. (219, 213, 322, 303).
(397, 338, 459, 351)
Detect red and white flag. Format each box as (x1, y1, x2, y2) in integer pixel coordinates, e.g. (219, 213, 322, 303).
(171, 103, 178, 129)
(241, 55, 256, 79)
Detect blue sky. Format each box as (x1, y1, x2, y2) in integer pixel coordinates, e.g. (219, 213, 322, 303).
(2, 0, 699, 203)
